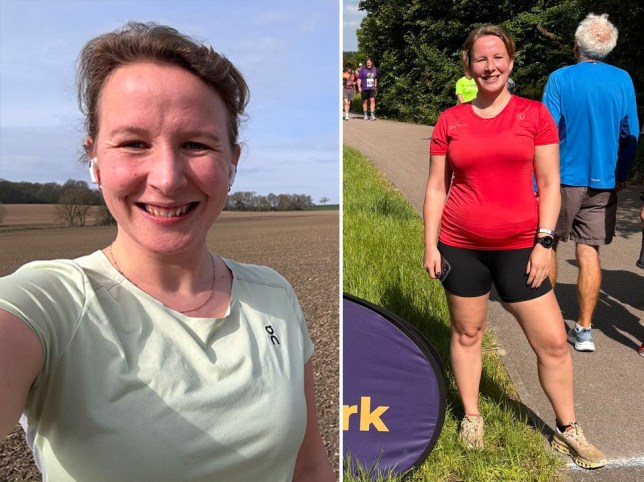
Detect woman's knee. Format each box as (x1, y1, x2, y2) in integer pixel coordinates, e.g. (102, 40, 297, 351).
(452, 322, 486, 348)
(537, 335, 570, 362)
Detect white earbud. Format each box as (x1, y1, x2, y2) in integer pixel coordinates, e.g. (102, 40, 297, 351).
(89, 158, 99, 184)
(229, 167, 237, 187)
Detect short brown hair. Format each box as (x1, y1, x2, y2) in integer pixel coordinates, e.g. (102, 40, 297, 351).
(77, 21, 249, 159)
(461, 25, 515, 74)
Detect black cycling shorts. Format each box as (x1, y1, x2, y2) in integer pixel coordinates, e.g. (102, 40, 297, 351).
(437, 242, 552, 303)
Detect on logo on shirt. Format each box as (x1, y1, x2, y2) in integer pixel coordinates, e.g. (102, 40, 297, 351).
(265, 325, 280, 346)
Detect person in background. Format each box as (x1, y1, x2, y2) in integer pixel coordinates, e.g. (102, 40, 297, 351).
(455, 73, 478, 104)
(542, 13, 639, 353)
(343, 64, 357, 120)
(424, 24, 607, 469)
(357, 58, 378, 120)
(0, 21, 334, 482)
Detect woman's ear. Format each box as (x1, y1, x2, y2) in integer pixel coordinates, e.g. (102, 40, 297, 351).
(85, 137, 101, 186)
(84, 136, 95, 158)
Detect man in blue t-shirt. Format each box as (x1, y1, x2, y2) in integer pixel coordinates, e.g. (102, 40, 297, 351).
(542, 13, 639, 353)
(357, 58, 378, 120)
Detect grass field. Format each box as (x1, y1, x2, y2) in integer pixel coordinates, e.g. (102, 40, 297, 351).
(0, 208, 339, 480)
(343, 145, 564, 481)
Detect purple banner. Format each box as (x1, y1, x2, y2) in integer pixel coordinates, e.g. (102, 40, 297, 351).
(343, 294, 446, 476)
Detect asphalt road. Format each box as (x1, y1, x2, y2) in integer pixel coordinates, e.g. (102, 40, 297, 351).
(344, 113, 644, 481)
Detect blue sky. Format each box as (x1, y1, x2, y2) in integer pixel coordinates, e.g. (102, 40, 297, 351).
(0, 0, 340, 204)
(343, 0, 365, 52)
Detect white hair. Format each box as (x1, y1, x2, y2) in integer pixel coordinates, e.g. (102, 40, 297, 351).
(575, 13, 618, 61)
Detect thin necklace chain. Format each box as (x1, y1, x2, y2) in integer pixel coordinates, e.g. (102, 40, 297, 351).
(108, 244, 216, 314)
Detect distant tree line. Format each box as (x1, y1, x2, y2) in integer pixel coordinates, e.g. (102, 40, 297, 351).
(225, 192, 314, 211)
(0, 179, 320, 210)
(0, 179, 103, 205)
(0, 179, 325, 227)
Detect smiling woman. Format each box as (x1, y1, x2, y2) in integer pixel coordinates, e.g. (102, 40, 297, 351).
(423, 24, 607, 470)
(90, 61, 239, 270)
(0, 22, 334, 482)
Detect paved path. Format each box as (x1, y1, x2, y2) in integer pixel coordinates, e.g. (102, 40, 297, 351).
(344, 114, 644, 481)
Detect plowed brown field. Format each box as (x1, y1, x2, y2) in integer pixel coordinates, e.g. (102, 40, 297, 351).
(0, 208, 339, 480)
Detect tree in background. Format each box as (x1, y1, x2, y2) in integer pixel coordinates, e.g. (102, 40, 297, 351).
(343, 51, 364, 69)
(319, 196, 330, 205)
(55, 180, 95, 227)
(96, 204, 116, 226)
(355, 0, 643, 123)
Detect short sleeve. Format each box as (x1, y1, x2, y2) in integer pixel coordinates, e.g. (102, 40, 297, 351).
(430, 112, 450, 155)
(0, 260, 87, 384)
(535, 103, 559, 146)
(542, 72, 561, 126)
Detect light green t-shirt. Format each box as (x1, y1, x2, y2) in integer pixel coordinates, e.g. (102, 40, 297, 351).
(0, 251, 314, 481)
(455, 76, 478, 103)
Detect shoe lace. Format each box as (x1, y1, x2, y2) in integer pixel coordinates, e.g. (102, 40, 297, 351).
(566, 422, 591, 448)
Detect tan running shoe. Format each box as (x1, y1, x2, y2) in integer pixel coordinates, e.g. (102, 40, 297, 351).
(459, 415, 484, 449)
(551, 422, 607, 469)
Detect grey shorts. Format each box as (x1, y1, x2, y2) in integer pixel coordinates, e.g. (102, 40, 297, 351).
(343, 88, 355, 101)
(555, 186, 617, 245)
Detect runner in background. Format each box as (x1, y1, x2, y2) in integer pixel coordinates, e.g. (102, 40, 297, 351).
(455, 74, 477, 104)
(343, 64, 357, 121)
(357, 58, 378, 120)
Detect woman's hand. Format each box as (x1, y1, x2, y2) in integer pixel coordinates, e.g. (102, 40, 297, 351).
(423, 246, 443, 280)
(526, 244, 551, 288)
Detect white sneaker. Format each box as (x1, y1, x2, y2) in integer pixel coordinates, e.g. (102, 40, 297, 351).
(370, 113, 376, 120)
(363, 114, 368, 120)
(344, 114, 349, 120)
(567, 323, 595, 352)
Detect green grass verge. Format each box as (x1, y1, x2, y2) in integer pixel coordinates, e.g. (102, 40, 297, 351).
(342, 145, 565, 481)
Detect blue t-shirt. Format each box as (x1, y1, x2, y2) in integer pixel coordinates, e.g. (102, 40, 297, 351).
(542, 62, 639, 188)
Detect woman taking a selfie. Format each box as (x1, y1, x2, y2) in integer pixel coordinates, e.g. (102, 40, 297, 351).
(0, 22, 333, 481)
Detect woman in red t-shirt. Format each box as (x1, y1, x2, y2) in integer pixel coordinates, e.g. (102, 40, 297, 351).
(423, 25, 606, 469)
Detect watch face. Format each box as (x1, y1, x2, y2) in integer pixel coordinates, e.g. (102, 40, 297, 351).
(539, 236, 554, 248)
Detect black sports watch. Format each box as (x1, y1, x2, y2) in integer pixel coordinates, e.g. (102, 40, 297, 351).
(536, 235, 554, 249)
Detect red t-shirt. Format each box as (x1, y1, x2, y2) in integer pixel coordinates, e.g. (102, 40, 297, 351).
(430, 96, 558, 250)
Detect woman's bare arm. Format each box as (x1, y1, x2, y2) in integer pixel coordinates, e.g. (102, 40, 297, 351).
(0, 310, 42, 440)
(292, 361, 335, 481)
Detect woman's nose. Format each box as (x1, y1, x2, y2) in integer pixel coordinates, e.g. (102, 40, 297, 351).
(147, 148, 188, 195)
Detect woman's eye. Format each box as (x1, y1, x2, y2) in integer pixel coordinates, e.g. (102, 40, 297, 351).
(121, 141, 147, 149)
(184, 142, 209, 150)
